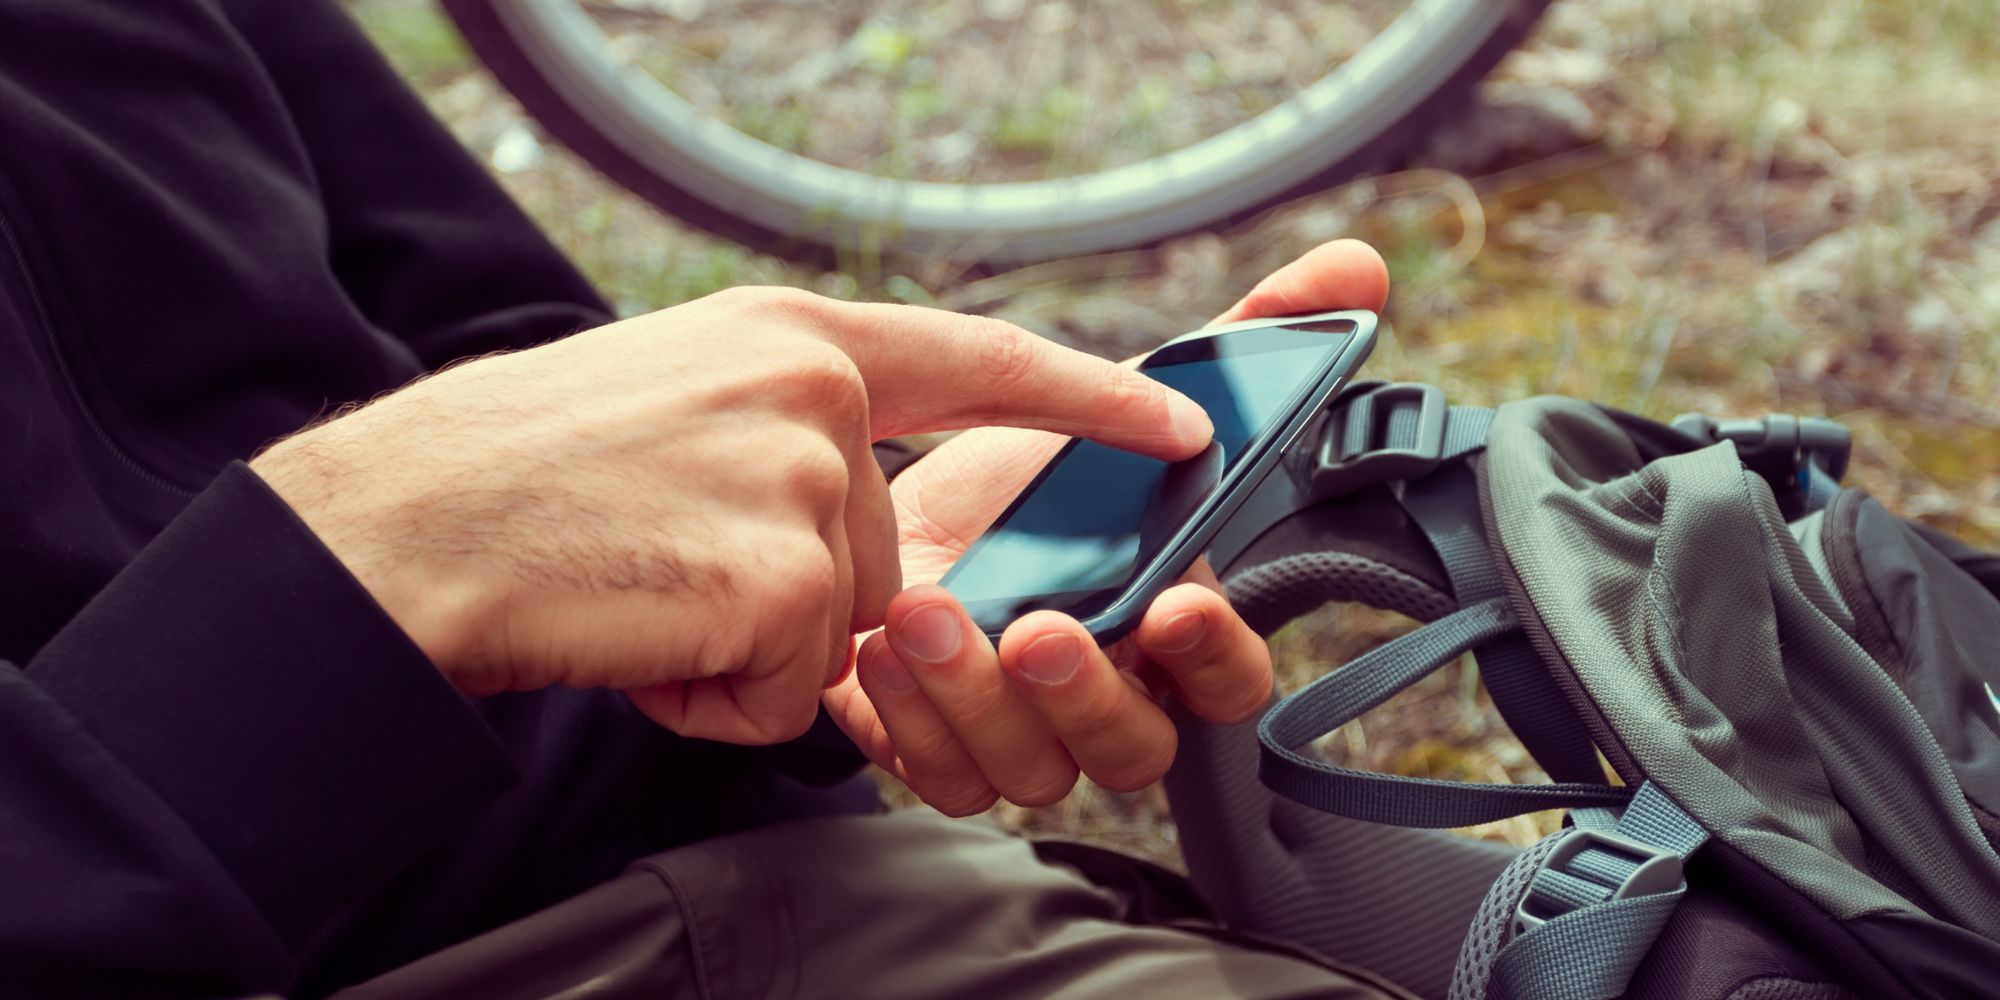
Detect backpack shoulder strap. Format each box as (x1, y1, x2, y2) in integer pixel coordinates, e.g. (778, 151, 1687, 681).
(1257, 596, 1629, 826)
(1220, 382, 1604, 781)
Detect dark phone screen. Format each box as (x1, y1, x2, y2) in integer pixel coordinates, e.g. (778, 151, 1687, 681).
(940, 325, 1352, 623)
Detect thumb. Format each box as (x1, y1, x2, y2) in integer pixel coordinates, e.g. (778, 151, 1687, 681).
(1208, 239, 1391, 327)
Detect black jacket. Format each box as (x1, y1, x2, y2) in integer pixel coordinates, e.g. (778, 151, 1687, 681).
(0, 1, 870, 994)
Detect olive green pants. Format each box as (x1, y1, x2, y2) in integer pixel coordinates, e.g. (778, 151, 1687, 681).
(336, 810, 1412, 1000)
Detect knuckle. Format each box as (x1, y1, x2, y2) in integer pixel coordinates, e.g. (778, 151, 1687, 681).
(789, 333, 860, 374)
(762, 695, 821, 743)
(689, 626, 752, 681)
(818, 364, 872, 437)
(702, 284, 778, 317)
(1099, 363, 1159, 418)
(1203, 676, 1274, 725)
(927, 785, 1001, 818)
(939, 676, 1019, 733)
(1003, 761, 1080, 808)
(762, 534, 839, 611)
(1058, 685, 1135, 737)
(893, 719, 967, 766)
(713, 283, 823, 318)
(771, 433, 853, 516)
(772, 348, 871, 437)
(802, 440, 856, 508)
(1093, 769, 1158, 795)
(817, 352, 869, 410)
(798, 547, 842, 605)
(1092, 739, 1178, 794)
(972, 322, 1040, 390)
(703, 284, 762, 305)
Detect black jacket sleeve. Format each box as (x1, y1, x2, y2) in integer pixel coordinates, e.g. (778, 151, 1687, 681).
(0, 2, 899, 989)
(3, 463, 517, 996)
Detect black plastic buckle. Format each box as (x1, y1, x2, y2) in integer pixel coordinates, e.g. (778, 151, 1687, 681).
(1304, 383, 1448, 498)
(1670, 412, 1851, 493)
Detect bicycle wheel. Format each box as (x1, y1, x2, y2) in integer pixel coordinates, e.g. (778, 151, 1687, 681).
(443, 0, 1549, 267)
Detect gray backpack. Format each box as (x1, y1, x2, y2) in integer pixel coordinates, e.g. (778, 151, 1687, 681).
(1182, 383, 2000, 1000)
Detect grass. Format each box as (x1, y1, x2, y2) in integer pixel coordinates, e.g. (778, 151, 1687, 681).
(347, 0, 469, 84)
(352, 0, 2000, 859)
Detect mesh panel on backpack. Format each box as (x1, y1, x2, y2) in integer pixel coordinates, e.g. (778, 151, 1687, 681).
(1722, 981, 1850, 1000)
(1228, 551, 1455, 635)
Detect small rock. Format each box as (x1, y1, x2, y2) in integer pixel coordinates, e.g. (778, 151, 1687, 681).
(1505, 46, 1614, 90)
(621, 0, 706, 20)
(1903, 292, 1956, 336)
(490, 124, 543, 174)
(924, 131, 979, 171)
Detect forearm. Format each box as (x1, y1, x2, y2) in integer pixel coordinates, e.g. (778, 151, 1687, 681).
(7, 463, 515, 995)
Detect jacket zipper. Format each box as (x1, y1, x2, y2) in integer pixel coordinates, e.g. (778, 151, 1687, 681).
(0, 208, 195, 501)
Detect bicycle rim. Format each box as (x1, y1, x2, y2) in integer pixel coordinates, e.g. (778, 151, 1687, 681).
(480, 0, 1519, 264)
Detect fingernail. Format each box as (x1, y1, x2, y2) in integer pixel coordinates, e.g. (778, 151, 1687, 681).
(1168, 394, 1213, 445)
(898, 604, 962, 663)
(1154, 610, 1208, 653)
(828, 639, 858, 689)
(1018, 633, 1082, 686)
(868, 643, 918, 694)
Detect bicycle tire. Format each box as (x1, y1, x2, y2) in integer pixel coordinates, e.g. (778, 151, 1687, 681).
(442, 0, 1551, 267)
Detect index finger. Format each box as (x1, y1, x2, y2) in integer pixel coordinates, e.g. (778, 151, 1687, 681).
(820, 300, 1213, 461)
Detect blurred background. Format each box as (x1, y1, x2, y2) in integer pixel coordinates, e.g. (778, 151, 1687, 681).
(347, 0, 1998, 857)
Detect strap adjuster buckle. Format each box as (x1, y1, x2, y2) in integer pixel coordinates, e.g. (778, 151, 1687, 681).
(1511, 827, 1686, 938)
(1306, 383, 1448, 498)
(1670, 412, 1852, 490)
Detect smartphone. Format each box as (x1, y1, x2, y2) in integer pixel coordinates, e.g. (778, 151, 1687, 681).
(938, 310, 1378, 644)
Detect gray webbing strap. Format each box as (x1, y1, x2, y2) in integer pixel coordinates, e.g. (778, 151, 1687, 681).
(1334, 394, 1489, 467)
(1803, 463, 1841, 514)
(1258, 598, 1630, 828)
(1340, 399, 1492, 462)
(1399, 462, 1604, 784)
(1336, 396, 1605, 784)
(1439, 404, 1494, 458)
(1454, 782, 1706, 1000)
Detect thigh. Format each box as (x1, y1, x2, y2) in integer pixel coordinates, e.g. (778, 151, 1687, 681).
(334, 811, 1413, 1000)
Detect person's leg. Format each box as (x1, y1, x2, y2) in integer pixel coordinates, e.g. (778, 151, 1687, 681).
(332, 811, 1414, 1000)
(1165, 706, 1519, 1000)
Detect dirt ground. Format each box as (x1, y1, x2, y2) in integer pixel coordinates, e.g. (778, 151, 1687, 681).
(353, 0, 1999, 860)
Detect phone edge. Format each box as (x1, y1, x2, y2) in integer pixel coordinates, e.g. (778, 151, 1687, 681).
(970, 309, 1381, 646)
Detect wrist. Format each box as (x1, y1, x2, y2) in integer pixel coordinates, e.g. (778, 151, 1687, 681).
(251, 437, 494, 689)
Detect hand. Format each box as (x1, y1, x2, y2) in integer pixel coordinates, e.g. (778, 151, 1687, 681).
(252, 286, 1214, 745)
(823, 240, 1391, 814)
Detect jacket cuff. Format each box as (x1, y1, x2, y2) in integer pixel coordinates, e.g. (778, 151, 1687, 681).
(30, 462, 518, 947)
